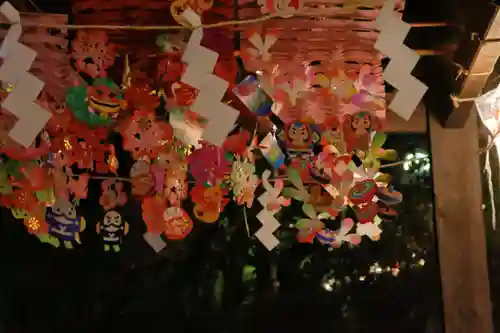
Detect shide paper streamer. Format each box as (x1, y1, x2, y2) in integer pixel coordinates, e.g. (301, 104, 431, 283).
(256, 170, 289, 250)
(0, 2, 52, 147)
(375, 0, 428, 121)
(180, 8, 240, 147)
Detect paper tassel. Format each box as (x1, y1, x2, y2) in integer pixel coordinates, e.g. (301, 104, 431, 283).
(180, 8, 240, 147)
(0, 2, 52, 147)
(256, 170, 283, 250)
(375, 0, 428, 120)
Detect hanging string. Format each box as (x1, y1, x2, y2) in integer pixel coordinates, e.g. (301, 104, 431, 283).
(12, 14, 275, 31)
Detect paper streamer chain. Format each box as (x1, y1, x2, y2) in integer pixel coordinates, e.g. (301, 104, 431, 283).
(256, 170, 283, 250)
(374, 0, 428, 121)
(180, 8, 240, 147)
(0, 2, 52, 148)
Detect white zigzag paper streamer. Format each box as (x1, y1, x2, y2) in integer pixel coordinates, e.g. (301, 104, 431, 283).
(0, 2, 51, 147)
(180, 9, 240, 147)
(256, 170, 283, 250)
(375, 0, 428, 121)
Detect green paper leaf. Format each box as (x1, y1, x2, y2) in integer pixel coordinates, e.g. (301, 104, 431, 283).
(318, 212, 331, 220)
(295, 219, 312, 229)
(37, 234, 60, 248)
(371, 132, 387, 151)
(377, 149, 398, 161)
(375, 173, 392, 184)
(11, 208, 29, 220)
(0, 166, 12, 195)
(286, 167, 302, 189)
(302, 204, 316, 219)
(36, 188, 55, 204)
(4, 159, 21, 178)
(282, 187, 305, 201)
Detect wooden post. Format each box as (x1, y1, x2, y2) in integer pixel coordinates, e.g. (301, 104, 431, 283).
(429, 110, 493, 333)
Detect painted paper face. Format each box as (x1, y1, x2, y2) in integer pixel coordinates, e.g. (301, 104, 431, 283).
(350, 112, 372, 135)
(305, 60, 330, 89)
(49, 198, 77, 223)
(103, 210, 123, 229)
(87, 78, 125, 118)
(287, 122, 311, 147)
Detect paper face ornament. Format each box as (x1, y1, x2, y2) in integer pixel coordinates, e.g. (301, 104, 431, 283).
(96, 210, 129, 252)
(46, 198, 86, 249)
(278, 121, 320, 155)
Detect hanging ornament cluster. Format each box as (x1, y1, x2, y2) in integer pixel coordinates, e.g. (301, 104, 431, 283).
(0, 3, 403, 252)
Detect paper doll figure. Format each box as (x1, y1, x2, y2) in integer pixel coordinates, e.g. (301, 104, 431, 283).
(278, 121, 320, 156)
(46, 198, 86, 249)
(343, 112, 375, 152)
(96, 210, 129, 252)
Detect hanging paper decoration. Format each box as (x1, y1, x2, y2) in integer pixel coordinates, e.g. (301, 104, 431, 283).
(241, 31, 278, 73)
(231, 159, 259, 208)
(191, 182, 229, 223)
(256, 170, 290, 250)
(257, 0, 304, 17)
(316, 218, 361, 248)
(96, 210, 129, 252)
(0, 2, 52, 147)
(375, 0, 427, 120)
(475, 86, 500, 230)
(45, 198, 86, 249)
(71, 30, 115, 78)
(0, 1, 407, 253)
(277, 120, 320, 156)
(179, 8, 240, 147)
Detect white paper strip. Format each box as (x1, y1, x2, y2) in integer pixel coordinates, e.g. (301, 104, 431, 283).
(180, 8, 240, 147)
(0, 2, 51, 147)
(375, 0, 428, 121)
(256, 170, 282, 250)
(143, 232, 167, 253)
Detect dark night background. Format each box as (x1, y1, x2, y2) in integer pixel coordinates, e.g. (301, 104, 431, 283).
(0, 133, 443, 333)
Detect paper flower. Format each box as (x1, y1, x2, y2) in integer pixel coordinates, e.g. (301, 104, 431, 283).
(122, 110, 173, 158)
(295, 204, 326, 243)
(99, 180, 128, 211)
(241, 30, 278, 72)
(187, 141, 232, 185)
(316, 218, 361, 248)
(282, 167, 310, 202)
(68, 174, 90, 200)
(231, 159, 259, 208)
(261, 170, 290, 211)
(72, 31, 115, 78)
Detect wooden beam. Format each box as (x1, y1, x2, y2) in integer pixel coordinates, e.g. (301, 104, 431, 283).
(447, 2, 500, 127)
(429, 110, 493, 333)
(385, 104, 426, 133)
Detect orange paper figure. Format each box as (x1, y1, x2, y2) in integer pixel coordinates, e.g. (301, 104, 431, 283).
(191, 183, 229, 223)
